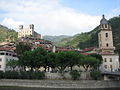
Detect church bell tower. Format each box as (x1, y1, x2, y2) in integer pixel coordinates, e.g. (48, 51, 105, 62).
(98, 15, 115, 54)
(98, 15, 119, 72)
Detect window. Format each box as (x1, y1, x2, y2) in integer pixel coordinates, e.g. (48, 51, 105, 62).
(110, 58, 112, 62)
(105, 33, 108, 37)
(104, 58, 107, 62)
(99, 34, 101, 41)
(106, 43, 109, 47)
(6, 53, 8, 55)
(105, 24, 107, 28)
(104, 65, 107, 69)
(102, 25, 104, 28)
(0, 58, 2, 61)
(9, 54, 12, 56)
(110, 65, 112, 69)
(0, 53, 5, 55)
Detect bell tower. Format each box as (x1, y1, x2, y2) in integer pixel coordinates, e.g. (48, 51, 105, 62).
(98, 15, 115, 54)
(98, 15, 119, 72)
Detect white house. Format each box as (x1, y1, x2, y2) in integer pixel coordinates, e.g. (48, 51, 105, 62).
(0, 50, 18, 72)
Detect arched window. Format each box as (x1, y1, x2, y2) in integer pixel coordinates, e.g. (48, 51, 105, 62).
(104, 58, 107, 62)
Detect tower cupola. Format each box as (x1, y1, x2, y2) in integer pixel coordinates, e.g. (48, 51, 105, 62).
(100, 15, 111, 30)
(100, 15, 108, 25)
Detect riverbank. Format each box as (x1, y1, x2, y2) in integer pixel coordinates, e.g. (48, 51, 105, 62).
(0, 87, 120, 90)
(0, 79, 120, 89)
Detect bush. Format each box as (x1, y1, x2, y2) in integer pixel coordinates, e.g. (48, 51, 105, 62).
(90, 71, 102, 80)
(19, 71, 30, 79)
(0, 71, 45, 79)
(0, 71, 4, 79)
(34, 72, 45, 79)
(4, 71, 45, 79)
(4, 71, 19, 79)
(70, 70, 81, 80)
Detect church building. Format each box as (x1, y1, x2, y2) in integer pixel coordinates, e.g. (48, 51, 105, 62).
(98, 15, 119, 72)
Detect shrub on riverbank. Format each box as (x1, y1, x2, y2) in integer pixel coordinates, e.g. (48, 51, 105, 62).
(0, 71, 4, 79)
(90, 71, 102, 80)
(0, 71, 45, 79)
(70, 70, 81, 80)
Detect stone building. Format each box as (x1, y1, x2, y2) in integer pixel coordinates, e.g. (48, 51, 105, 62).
(18, 24, 35, 38)
(98, 15, 119, 72)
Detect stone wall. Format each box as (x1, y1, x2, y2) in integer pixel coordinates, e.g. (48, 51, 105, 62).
(45, 72, 91, 80)
(0, 79, 120, 88)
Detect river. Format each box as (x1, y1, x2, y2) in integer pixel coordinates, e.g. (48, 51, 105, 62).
(0, 87, 120, 90)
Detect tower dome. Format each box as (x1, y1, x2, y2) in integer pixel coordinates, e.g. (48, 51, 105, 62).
(100, 15, 108, 24)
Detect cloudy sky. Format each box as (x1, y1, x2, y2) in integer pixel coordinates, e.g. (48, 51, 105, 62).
(0, 0, 120, 36)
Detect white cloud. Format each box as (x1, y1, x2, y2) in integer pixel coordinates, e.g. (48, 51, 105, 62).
(1, 18, 24, 31)
(0, 0, 101, 35)
(107, 8, 120, 18)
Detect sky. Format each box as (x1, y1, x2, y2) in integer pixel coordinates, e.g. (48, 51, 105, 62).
(0, 0, 120, 36)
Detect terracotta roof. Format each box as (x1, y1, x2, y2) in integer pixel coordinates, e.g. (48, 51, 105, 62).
(0, 47, 14, 51)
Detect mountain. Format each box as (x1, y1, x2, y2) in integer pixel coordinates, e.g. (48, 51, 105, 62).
(43, 35, 71, 46)
(58, 15, 120, 50)
(0, 25, 18, 43)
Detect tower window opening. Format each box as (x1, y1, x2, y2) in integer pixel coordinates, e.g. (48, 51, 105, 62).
(105, 24, 107, 28)
(105, 33, 108, 37)
(106, 43, 109, 47)
(102, 25, 104, 28)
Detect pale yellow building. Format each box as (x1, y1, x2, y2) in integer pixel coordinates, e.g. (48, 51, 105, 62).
(18, 24, 34, 38)
(98, 15, 119, 72)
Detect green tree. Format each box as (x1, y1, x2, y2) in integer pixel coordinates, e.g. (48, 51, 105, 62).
(22, 51, 35, 71)
(19, 47, 48, 72)
(67, 51, 80, 71)
(77, 54, 85, 68)
(56, 52, 70, 72)
(16, 42, 31, 56)
(45, 52, 57, 72)
(33, 47, 48, 71)
(16, 42, 31, 71)
(81, 56, 100, 71)
(6, 59, 18, 71)
(89, 54, 103, 70)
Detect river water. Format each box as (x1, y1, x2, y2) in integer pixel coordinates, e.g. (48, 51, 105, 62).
(0, 87, 120, 90)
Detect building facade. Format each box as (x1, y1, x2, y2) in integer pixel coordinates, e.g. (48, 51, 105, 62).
(98, 15, 119, 72)
(18, 24, 35, 38)
(0, 50, 18, 72)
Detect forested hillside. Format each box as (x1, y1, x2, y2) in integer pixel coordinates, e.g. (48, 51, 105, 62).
(0, 25, 18, 42)
(58, 16, 120, 51)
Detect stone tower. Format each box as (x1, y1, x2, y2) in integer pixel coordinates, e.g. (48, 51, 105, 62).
(98, 15, 115, 54)
(98, 15, 119, 72)
(18, 24, 34, 38)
